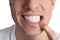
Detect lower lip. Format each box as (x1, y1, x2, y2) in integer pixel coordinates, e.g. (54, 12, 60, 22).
(21, 16, 43, 25)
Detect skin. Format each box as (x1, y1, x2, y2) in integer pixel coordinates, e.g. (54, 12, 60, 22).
(9, 0, 57, 40)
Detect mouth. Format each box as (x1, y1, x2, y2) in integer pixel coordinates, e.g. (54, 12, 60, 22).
(21, 15, 43, 24)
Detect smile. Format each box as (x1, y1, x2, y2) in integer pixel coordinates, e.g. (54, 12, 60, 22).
(21, 15, 43, 24)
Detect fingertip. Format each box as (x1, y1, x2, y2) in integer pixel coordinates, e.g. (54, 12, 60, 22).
(40, 23, 47, 30)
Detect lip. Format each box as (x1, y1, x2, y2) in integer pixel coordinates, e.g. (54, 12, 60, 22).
(21, 15, 43, 26)
(21, 12, 43, 25)
(21, 11, 43, 16)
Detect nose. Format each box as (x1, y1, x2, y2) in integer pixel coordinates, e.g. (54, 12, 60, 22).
(29, 0, 39, 11)
(23, 0, 41, 11)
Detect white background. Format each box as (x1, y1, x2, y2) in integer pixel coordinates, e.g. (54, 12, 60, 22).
(0, 0, 60, 33)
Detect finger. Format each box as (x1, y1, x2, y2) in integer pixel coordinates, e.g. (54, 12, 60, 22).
(40, 23, 58, 40)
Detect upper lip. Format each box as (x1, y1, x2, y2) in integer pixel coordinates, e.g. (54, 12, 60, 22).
(21, 11, 43, 16)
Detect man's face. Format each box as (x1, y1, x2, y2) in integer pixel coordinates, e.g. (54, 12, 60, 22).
(10, 0, 54, 35)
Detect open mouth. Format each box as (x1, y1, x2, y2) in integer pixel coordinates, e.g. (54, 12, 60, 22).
(21, 15, 43, 23)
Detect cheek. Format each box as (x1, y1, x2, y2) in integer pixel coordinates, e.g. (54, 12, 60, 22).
(14, 4, 22, 14)
(44, 5, 52, 22)
(44, 10, 52, 24)
(44, 2, 52, 16)
(13, 0, 24, 14)
(11, 5, 22, 25)
(42, 4, 52, 24)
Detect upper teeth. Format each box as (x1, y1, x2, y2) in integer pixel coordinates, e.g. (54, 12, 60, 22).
(24, 16, 40, 22)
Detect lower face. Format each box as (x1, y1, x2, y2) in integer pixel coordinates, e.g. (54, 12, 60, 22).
(11, 0, 52, 36)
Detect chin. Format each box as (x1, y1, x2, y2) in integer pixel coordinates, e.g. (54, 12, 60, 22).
(22, 25, 41, 36)
(24, 31, 41, 36)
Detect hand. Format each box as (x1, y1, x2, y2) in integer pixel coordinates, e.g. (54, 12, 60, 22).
(40, 23, 58, 40)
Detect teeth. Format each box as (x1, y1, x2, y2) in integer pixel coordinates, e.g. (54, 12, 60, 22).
(24, 16, 40, 22)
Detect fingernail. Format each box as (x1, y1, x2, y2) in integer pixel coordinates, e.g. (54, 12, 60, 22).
(40, 23, 46, 30)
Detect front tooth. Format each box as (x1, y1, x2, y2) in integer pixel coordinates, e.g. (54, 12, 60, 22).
(25, 16, 40, 22)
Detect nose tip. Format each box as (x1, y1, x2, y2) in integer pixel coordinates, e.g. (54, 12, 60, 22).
(29, 0, 39, 10)
(22, 0, 39, 11)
